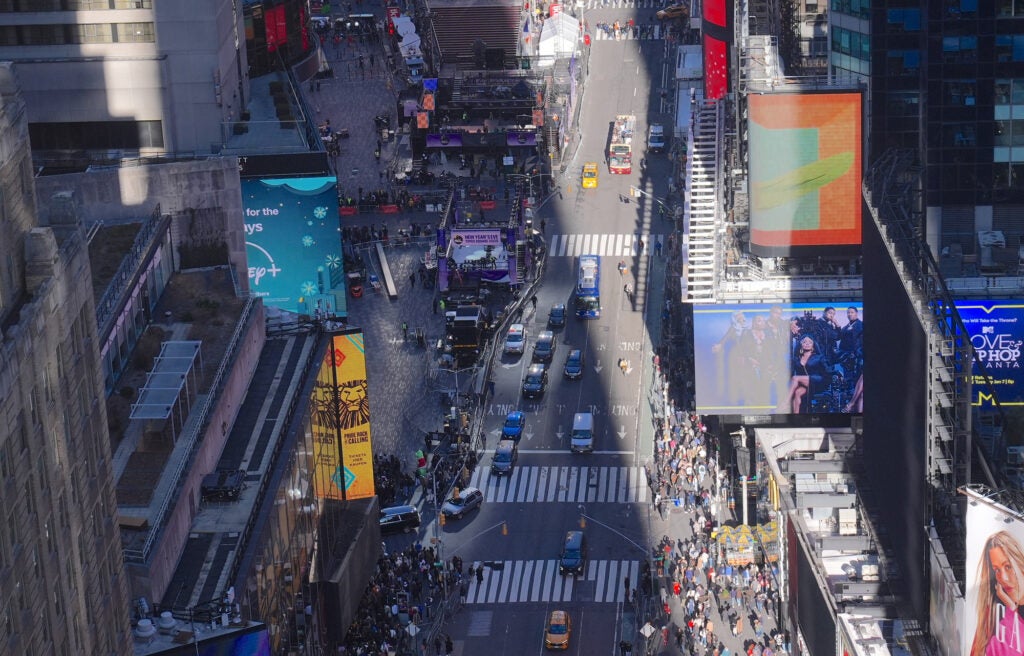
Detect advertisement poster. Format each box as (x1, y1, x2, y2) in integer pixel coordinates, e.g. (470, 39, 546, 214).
(965, 495, 1024, 656)
(242, 176, 342, 313)
(446, 229, 511, 283)
(693, 302, 864, 414)
(747, 92, 863, 255)
(957, 301, 1024, 406)
(310, 330, 375, 500)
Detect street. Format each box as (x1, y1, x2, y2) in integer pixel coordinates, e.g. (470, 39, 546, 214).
(383, 21, 682, 656)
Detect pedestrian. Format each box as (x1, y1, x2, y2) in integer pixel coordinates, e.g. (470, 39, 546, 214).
(655, 238, 663, 257)
(540, 218, 546, 233)
(624, 283, 633, 300)
(439, 298, 446, 313)
(409, 272, 416, 288)
(433, 297, 438, 315)
(618, 260, 627, 275)
(619, 358, 629, 375)
(637, 238, 645, 254)
(434, 635, 442, 656)
(445, 634, 454, 656)
(531, 295, 537, 310)
(402, 321, 409, 339)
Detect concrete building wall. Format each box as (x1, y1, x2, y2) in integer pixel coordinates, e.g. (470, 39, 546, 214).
(0, 0, 248, 156)
(33, 158, 249, 294)
(0, 63, 131, 656)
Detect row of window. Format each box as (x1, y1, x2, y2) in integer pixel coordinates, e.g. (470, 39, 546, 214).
(0, 22, 153, 46)
(29, 120, 164, 151)
(832, 27, 870, 61)
(0, 0, 150, 10)
(830, 0, 869, 20)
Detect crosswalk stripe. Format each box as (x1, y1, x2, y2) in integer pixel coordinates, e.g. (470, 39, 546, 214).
(453, 558, 637, 604)
(547, 234, 663, 258)
(469, 465, 650, 503)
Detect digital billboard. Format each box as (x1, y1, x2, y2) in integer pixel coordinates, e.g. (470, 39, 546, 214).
(701, 0, 731, 100)
(747, 92, 863, 255)
(693, 303, 863, 414)
(242, 176, 343, 314)
(957, 300, 1024, 406)
(965, 493, 1024, 656)
(311, 330, 375, 500)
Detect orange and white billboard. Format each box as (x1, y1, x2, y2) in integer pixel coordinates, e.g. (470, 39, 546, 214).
(311, 329, 375, 500)
(747, 92, 863, 256)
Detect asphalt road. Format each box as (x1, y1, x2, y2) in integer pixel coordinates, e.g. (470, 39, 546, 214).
(388, 26, 682, 656)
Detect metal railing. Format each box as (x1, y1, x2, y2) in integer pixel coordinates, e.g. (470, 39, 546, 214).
(123, 296, 260, 563)
(95, 208, 168, 337)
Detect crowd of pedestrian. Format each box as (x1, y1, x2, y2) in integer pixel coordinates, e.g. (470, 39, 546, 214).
(642, 355, 791, 655)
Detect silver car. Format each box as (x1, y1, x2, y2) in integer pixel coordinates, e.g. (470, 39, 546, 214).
(440, 487, 484, 519)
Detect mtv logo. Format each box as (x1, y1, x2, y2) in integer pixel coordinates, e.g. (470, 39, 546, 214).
(983, 326, 994, 334)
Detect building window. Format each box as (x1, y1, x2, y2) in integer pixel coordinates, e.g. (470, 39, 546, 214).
(886, 50, 920, 74)
(886, 8, 921, 32)
(72, 23, 113, 44)
(996, 35, 1024, 63)
(830, 0, 870, 20)
(942, 36, 978, 64)
(945, 0, 978, 17)
(944, 80, 976, 106)
(944, 123, 977, 147)
(20, 24, 63, 45)
(997, 0, 1024, 17)
(994, 119, 1024, 146)
(114, 22, 154, 43)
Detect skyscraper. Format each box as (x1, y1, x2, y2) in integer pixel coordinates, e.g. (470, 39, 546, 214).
(0, 62, 130, 655)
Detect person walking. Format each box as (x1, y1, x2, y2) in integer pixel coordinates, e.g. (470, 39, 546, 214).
(618, 260, 627, 275)
(445, 634, 454, 656)
(409, 272, 416, 288)
(624, 283, 633, 301)
(402, 321, 409, 340)
(655, 238, 663, 257)
(531, 295, 538, 310)
(476, 566, 484, 584)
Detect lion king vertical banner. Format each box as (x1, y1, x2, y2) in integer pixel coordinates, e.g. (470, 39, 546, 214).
(311, 329, 375, 500)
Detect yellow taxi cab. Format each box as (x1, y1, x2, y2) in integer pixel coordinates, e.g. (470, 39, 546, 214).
(544, 610, 571, 650)
(581, 162, 599, 189)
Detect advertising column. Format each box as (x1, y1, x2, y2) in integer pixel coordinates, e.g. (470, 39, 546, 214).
(311, 329, 376, 500)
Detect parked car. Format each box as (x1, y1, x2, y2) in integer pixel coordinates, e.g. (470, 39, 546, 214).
(502, 411, 525, 441)
(440, 487, 484, 519)
(522, 364, 549, 398)
(563, 349, 585, 380)
(548, 303, 566, 328)
(491, 440, 519, 476)
(533, 330, 556, 363)
(379, 505, 421, 534)
(544, 610, 572, 650)
(504, 323, 527, 355)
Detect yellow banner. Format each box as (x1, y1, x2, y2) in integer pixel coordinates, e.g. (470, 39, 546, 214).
(310, 330, 376, 500)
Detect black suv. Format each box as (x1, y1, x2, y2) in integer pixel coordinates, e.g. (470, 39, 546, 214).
(548, 304, 566, 328)
(533, 330, 556, 363)
(522, 363, 549, 398)
(379, 505, 421, 534)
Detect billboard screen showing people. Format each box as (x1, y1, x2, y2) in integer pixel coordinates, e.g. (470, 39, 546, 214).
(956, 300, 1024, 406)
(965, 495, 1024, 656)
(693, 303, 864, 414)
(310, 329, 376, 500)
(747, 92, 863, 256)
(242, 176, 342, 314)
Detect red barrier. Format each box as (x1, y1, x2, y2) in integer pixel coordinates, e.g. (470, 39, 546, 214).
(339, 206, 358, 216)
(380, 204, 401, 214)
(479, 200, 497, 210)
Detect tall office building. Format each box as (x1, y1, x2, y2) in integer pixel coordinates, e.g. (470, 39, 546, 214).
(0, 63, 130, 655)
(0, 0, 248, 161)
(869, 2, 1024, 246)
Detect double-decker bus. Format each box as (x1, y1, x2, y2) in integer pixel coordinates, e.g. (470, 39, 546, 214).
(574, 254, 601, 318)
(609, 114, 635, 174)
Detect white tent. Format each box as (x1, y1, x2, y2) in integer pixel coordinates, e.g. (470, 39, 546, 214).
(537, 13, 579, 67)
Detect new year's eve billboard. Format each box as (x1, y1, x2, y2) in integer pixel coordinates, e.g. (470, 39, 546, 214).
(747, 92, 863, 256)
(310, 330, 375, 501)
(242, 176, 342, 313)
(957, 300, 1024, 406)
(446, 228, 512, 283)
(964, 492, 1024, 656)
(693, 303, 864, 414)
